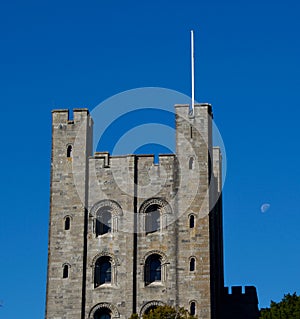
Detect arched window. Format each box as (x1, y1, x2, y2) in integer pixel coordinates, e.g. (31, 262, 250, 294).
(190, 258, 195, 271)
(94, 256, 112, 287)
(145, 254, 161, 285)
(189, 157, 194, 170)
(67, 145, 73, 158)
(189, 214, 195, 228)
(145, 204, 160, 234)
(64, 216, 70, 230)
(190, 302, 196, 316)
(96, 207, 112, 236)
(94, 308, 111, 319)
(63, 264, 69, 278)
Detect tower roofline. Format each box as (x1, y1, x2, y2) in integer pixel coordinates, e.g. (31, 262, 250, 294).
(175, 103, 213, 117)
(174, 103, 212, 107)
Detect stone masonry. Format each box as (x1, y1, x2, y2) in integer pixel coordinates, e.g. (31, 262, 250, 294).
(45, 104, 258, 319)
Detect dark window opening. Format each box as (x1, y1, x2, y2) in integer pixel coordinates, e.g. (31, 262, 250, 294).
(94, 256, 112, 287)
(190, 258, 195, 272)
(189, 157, 194, 170)
(94, 308, 111, 319)
(145, 254, 161, 285)
(190, 302, 196, 316)
(65, 217, 70, 230)
(190, 125, 193, 139)
(145, 204, 160, 234)
(189, 215, 195, 228)
(67, 145, 73, 158)
(63, 265, 69, 278)
(96, 207, 112, 236)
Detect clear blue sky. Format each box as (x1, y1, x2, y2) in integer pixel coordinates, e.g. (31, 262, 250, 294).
(0, 0, 300, 318)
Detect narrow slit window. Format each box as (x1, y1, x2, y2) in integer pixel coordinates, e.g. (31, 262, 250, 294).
(190, 125, 193, 139)
(65, 217, 70, 230)
(67, 145, 73, 158)
(190, 258, 195, 271)
(63, 265, 69, 278)
(189, 215, 195, 228)
(190, 302, 196, 316)
(189, 157, 194, 170)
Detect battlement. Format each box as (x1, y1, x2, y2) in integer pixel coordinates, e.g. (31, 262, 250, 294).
(52, 108, 90, 124)
(222, 286, 259, 319)
(175, 103, 213, 117)
(223, 286, 258, 304)
(90, 152, 176, 168)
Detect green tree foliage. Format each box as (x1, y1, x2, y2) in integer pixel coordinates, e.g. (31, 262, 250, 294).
(129, 305, 196, 319)
(260, 293, 300, 319)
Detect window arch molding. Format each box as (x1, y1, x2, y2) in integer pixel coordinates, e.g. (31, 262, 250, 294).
(139, 198, 172, 215)
(139, 198, 172, 233)
(142, 250, 168, 264)
(91, 251, 120, 268)
(90, 200, 123, 235)
(88, 302, 120, 319)
(62, 262, 71, 268)
(91, 252, 119, 288)
(139, 300, 166, 317)
(142, 250, 168, 285)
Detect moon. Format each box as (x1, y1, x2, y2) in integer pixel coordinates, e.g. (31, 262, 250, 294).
(261, 203, 270, 213)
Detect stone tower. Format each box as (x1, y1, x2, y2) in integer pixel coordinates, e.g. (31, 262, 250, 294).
(46, 109, 93, 319)
(45, 104, 225, 319)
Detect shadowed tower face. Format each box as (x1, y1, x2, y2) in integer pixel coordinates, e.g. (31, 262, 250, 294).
(45, 104, 225, 319)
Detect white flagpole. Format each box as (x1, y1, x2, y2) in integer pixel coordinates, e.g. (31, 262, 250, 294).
(191, 30, 195, 114)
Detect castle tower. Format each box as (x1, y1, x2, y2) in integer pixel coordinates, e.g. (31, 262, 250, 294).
(45, 104, 224, 319)
(174, 104, 223, 319)
(45, 109, 93, 319)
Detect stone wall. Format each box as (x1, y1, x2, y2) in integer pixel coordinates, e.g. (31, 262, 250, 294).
(45, 104, 225, 319)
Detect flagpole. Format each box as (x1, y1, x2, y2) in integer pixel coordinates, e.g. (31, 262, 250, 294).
(191, 30, 195, 114)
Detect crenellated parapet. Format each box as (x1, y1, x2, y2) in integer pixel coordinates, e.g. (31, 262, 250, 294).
(222, 286, 259, 319)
